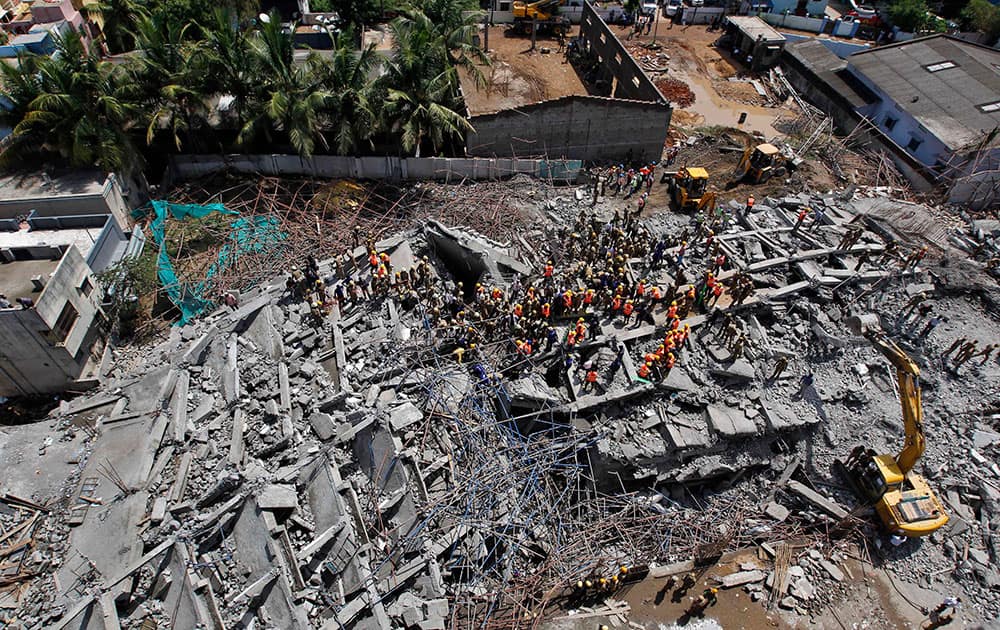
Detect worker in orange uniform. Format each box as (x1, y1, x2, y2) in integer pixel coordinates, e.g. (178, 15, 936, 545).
(584, 288, 595, 308)
(650, 285, 662, 304)
(543, 260, 554, 279)
(368, 250, 379, 269)
(638, 362, 652, 380)
(664, 352, 676, 376)
(667, 301, 678, 319)
(622, 299, 635, 324)
(513, 303, 524, 318)
(585, 369, 599, 391)
(745, 195, 754, 214)
(563, 290, 574, 312)
(566, 330, 578, 347)
(709, 283, 723, 307)
(541, 302, 551, 319)
(575, 318, 587, 340)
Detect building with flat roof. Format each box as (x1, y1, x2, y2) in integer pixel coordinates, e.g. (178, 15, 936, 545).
(0, 243, 108, 397)
(0, 172, 142, 396)
(0, 170, 132, 231)
(724, 16, 787, 71)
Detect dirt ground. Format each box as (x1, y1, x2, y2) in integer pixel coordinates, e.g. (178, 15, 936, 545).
(459, 26, 586, 115)
(620, 20, 797, 136)
(542, 548, 956, 630)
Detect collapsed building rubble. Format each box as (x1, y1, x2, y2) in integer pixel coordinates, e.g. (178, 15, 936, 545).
(1, 172, 999, 629)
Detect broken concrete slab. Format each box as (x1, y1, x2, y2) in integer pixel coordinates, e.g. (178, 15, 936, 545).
(710, 359, 755, 381)
(705, 405, 757, 438)
(258, 484, 298, 511)
(309, 412, 337, 441)
(389, 402, 423, 432)
(720, 569, 765, 588)
(787, 481, 849, 520)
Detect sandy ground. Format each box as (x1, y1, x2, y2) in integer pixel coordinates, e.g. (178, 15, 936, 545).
(459, 26, 587, 116)
(620, 20, 797, 136)
(541, 548, 951, 630)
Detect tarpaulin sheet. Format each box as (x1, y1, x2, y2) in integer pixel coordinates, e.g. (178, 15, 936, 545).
(139, 200, 286, 324)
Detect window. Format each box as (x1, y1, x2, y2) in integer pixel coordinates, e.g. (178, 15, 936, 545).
(52, 302, 79, 343)
(499, 1, 511, 10)
(907, 137, 923, 152)
(884, 115, 897, 131)
(925, 61, 956, 72)
(980, 101, 1000, 113)
(78, 277, 93, 297)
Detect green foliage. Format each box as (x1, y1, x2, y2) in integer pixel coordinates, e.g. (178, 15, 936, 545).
(962, 0, 1000, 40)
(94, 251, 159, 339)
(325, 0, 384, 30)
(0, 0, 487, 163)
(310, 0, 335, 11)
(886, 0, 931, 32)
(0, 30, 140, 172)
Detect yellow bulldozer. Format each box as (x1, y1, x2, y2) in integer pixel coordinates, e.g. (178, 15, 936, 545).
(839, 314, 949, 537)
(729, 143, 798, 186)
(667, 167, 715, 212)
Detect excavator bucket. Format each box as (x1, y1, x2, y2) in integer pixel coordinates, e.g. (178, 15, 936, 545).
(846, 313, 881, 336)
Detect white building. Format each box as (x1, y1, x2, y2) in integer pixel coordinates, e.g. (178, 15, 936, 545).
(0, 170, 141, 396)
(846, 35, 1000, 208)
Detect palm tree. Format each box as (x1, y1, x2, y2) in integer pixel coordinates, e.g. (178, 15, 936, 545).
(378, 8, 483, 156)
(237, 12, 334, 157)
(0, 53, 44, 130)
(383, 70, 473, 157)
(393, 6, 490, 88)
(311, 30, 379, 154)
(123, 13, 208, 151)
(2, 30, 140, 171)
(96, 0, 142, 53)
(198, 9, 254, 128)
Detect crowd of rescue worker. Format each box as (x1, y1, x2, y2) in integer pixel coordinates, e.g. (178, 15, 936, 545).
(282, 161, 941, 393)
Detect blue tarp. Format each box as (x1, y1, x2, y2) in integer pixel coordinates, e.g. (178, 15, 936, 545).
(139, 200, 286, 324)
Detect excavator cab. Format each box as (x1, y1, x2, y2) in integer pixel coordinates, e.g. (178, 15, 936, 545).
(669, 167, 712, 212)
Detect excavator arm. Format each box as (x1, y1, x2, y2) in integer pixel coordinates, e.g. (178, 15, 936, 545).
(867, 333, 925, 474)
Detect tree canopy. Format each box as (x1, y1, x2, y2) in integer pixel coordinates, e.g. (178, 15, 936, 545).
(0, 1, 489, 167)
(962, 0, 1000, 42)
(886, 0, 932, 32)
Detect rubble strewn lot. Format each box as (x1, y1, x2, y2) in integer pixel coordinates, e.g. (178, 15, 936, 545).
(0, 170, 998, 629)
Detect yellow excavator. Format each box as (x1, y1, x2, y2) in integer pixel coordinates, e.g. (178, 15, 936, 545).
(729, 143, 797, 186)
(667, 167, 715, 212)
(511, 0, 571, 35)
(841, 314, 948, 537)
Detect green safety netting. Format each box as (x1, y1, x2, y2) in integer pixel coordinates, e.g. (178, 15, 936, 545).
(138, 200, 287, 324)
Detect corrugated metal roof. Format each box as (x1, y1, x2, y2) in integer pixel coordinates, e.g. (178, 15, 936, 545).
(726, 16, 786, 43)
(786, 39, 875, 109)
(848, 35, 1000, 151)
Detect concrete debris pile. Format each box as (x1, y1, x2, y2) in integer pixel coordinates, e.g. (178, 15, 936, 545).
(2, 173, 1000, 628)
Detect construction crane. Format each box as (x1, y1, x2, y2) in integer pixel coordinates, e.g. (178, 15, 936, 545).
(729, 143, 798, 186)
(510, 0, 571, 36)
(840, 314, 949, 538)
(667, 167, 715, 212)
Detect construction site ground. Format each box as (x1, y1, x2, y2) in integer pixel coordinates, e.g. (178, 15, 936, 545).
(458, 25, 588, 116)
(621, 20, 797, 136)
